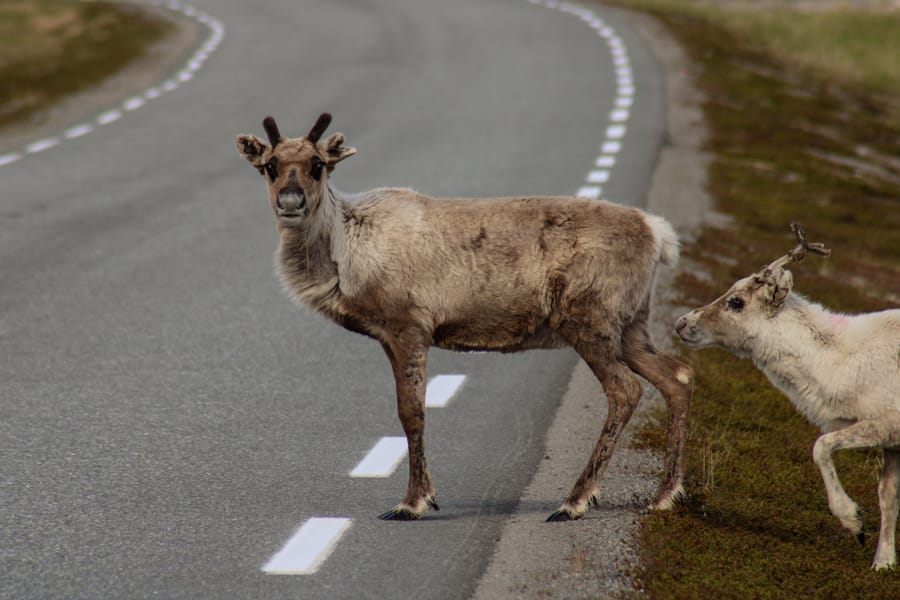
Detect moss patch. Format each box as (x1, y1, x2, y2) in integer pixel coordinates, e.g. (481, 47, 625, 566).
(600, 4, 900, 598)
(0, 0, 172, 129)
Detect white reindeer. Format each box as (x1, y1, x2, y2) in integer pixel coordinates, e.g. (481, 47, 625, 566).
(676, 224, 900, 570)
(235, 113, 694, 522)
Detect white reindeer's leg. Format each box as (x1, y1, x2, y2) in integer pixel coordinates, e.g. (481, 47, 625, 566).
(812, 419, 900, 545)
(379, 329, 437, 521)
(873, 449, 900, 571)
(547, 338, 643, 522)
(622, 321, 694, 510)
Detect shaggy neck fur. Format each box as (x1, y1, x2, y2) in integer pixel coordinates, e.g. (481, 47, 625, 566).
(277, 184, 349, 314)
(748, 293, 853, 430)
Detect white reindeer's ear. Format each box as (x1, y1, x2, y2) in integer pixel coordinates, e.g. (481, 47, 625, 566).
(236, 134, 269, 166)
(321, 132, 356, 165)
(764, 268, 793, 306)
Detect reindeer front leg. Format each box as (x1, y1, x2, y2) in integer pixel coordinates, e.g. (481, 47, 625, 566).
(379, 328, 438, 520)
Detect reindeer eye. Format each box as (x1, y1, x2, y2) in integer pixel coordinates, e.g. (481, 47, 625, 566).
(264, 158, 278, 182)
(726, 296, 746, 313)
(310, 157, 324, 181)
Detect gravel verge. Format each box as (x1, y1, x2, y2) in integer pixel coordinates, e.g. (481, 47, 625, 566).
(471, 7, 713, 598)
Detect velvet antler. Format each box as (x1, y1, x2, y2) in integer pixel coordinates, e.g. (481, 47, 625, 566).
(307, 113, 332, 143)
(262, 116, 281, 148)
(763, 223, 831, 274)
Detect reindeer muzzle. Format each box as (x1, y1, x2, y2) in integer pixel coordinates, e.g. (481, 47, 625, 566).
(276, 187, 307, 217)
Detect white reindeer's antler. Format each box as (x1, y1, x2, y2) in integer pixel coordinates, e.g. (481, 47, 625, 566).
(763, 223, 831, 274)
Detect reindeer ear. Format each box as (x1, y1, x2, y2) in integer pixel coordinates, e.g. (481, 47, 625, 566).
(764, 268, 793, 306)
(236, 134, 269, 166)
(321, 132, 356, 165)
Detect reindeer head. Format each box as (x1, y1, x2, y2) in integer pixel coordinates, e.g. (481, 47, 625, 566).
(675, 224, 831, 352)
(236, 113, 356, 226)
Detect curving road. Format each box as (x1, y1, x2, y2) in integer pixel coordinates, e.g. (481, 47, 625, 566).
(0, 0, 664, 598)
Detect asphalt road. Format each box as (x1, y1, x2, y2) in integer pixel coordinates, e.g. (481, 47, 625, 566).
(0, 0, 664, 598)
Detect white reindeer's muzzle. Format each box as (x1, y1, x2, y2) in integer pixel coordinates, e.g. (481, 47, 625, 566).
(675, 313, 704, 347)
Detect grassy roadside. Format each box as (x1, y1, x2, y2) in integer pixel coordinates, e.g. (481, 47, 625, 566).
(597, 1, 900, 597)
(0, 0, 172, 130)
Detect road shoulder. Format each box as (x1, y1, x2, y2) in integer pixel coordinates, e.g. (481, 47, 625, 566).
(471, 7, 712, 598)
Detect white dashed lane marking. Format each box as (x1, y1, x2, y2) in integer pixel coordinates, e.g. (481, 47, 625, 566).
(349, 437, 408, 478)
(530, 0, 635, 200)
(425, 374, 466, 408)
(262, 518, 352, 575)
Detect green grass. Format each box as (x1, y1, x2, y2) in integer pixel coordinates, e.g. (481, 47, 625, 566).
(608, 1, 900, 124)
(594, 2, 900, 597)
(0, 0, 172, 129)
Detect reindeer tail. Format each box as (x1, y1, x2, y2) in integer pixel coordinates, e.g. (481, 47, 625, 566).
(645, 214, 680, 267)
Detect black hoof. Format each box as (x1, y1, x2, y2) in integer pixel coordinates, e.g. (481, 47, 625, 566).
(545, 509, 577, 523)
(379, 507, 420, 521)
(857, 531, 866, 546)
(427, 497, 440, 511)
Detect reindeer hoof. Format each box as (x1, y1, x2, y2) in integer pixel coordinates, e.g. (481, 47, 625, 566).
(427, 497, 440, 511)
(545, 509, 580, 522)
(378, 506, 421, 521)
(856, 531, 866, 546)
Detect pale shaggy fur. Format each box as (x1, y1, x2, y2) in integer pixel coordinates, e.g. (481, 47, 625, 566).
(676, 246, 900, 570)
(236, 113, 694, 522)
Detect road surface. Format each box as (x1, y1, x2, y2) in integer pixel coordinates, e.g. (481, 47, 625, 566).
(0, 0, 664, 597)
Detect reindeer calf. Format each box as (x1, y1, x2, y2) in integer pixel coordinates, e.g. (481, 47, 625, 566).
(236, 113, 694, 522)
(676, 224, 900, 570)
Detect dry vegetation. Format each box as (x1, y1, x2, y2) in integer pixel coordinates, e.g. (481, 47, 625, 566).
(0, 0, 171, 129)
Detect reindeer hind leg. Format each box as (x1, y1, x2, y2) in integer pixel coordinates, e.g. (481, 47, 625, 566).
(622, 320, 693, 510)
(547, 337, 643, 522)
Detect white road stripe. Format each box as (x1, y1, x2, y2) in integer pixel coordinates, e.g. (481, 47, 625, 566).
(606, 124, 627, 139)
(609, 108, 629, 122)
(602, 141, 622, 154)
(350, 437, 408, 478)
(425, 374, 466, 408)
(64, 124, 93, 139)
(0, 153, 22, 167)
(263, 518, 351, 575)
(97, 110, 122, 125)
(123, 96, 146, 111)
(25, 138, 60, 154)
(595, 155, 616, 168)
(587, 170, 609, 184)
(576, 186, 601, 199)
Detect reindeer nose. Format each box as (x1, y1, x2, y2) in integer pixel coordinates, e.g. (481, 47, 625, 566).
(675, 316, 689, 336)
(277, 189, 306, 213)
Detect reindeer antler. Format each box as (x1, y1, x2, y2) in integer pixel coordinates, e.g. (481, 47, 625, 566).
(307, 112, 332, 143)
(262, 116, 281, 148)
(764, 222, 831, 273)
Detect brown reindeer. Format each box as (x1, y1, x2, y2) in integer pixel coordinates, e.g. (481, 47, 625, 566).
(236, 113, 694, 521)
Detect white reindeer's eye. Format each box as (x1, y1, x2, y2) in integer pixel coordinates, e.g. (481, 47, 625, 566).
(726, 296, 745, 313)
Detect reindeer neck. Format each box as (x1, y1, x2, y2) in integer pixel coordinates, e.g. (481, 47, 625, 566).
(276, 184, 347, 309)
(749, 294, 849, 428)
(751, 294, 831, 366)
